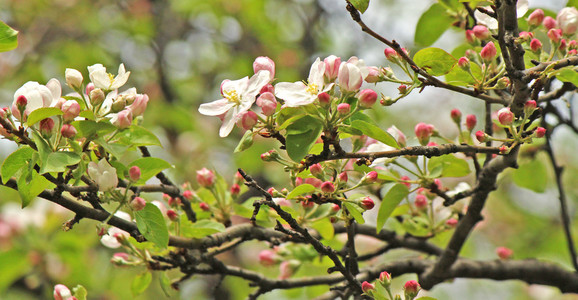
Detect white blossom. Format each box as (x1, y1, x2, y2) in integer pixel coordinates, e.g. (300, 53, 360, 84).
(275, 58, 332, 107)
(88, 63, 131, 91)
(87, 159, 118, 191)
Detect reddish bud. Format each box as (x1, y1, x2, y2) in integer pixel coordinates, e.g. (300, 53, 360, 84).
(400, 175, 411, 188)
(530, 38, 542, 52)
(332, 204, 341, 212)
(114, 109, 133, 129)
(548, 28, 563, 43)
(182, 190, 194, 201)
(569, 40, 577, 50)
(465, 29, 476, 44)
(457, 57, 470, 71)
(535, 127, 546, 138)
(317, 92, 331, 107)
(256, 92, 277, 116)
(267, 187, 276, 196)
(414, 122, 435, 146)
(53, 284, 72, 300)
(518, 31, 533, 42)
(524, 100, 537, 115)
(260, 83, 274, 94)
(475, 130, 487, 143)
(305, 177, 323, 188)
(364, 171, 379, 184)
(569, 49, 577, 55)
(236, 110, 258, 130)
(309, 163, 323, 176)
(85, 82, 95, 96)
(527, 9, 545, 27)
(320, 181, 335, 193)
(543, 16, 557, 30)
(60, 124, 77, 138)
(361, 281, 375, 293)
(130, 197, 146, 211)
(465, 114, 477, 131)
(404, 280, 421, 299)
(166, 209, 178, 221)
(415, 194, 428, 210)
(358, 89, 378, 108)
(497, 107, 514, 126)
(61, 100, 80, 122)
(360, 197, 374, 210)
(397, 84, 408, 94)
(496, 246, 513, 259)
(560, 39, 568, 52)
(259, 250, 277, 266)
(199, 202, 210, 211)
(472, 25, 490, 40)
(480, 41, 497, 62)
(384, 48, 398, 60)
(253, 56, 275, 80)
(16, 95, 27, 112)
(338, 171, 348, 183)
(499, 146, 508, 154)
(379, 271, 392, 287)
(336, 103, 350, 115)
(324, 55, 341, 80)
(196, 168, 215, 188)
(230, 183, 241, 196)
(365, 66, 380, 83)
(446, 218, 458, 227)
(40, 118, 55, 136)
(450, 108, 462, 124)
(128, 166, 141, 182)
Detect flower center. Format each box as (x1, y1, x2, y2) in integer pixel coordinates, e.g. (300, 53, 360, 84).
(306, 82, 318, 95)
(224, 89, 240, 104)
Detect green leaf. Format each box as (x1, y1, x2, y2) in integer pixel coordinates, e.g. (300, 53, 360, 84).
(414, 47, 457, 76)
(343, 202, 365, 224)
(95, 138, 129, 158)
(286, 184, 315, 199)
(159, 272, 172, 297)
(0, 21, 18, 52)
(181, 219, 226, 238)
(427, 155, 471, 178)
(29, 130, 51, 163)
(311, 218, 334, 240)
(557, 68, 578, 86)
(128, 157, 172, 184)
(72, 120, 116, 138)
(26, 107, 63, 127)
(376, 184, 409, 233)
(512, 159, 548, 193)
(351, 120, 399, 149)
(0, 249, 28, 293)
(131, 272, 152, 297)
(39, 152, 81, 174)
(17, 170, 54, 208)
(135, 203, 169, 248)
(71, 285, 88, 300)
(349, 0, 370, 13)
(2, 146, 35, 183)
(285, 116, 323, 162)
(234, 130, 254, 153)
(445, 62, 483, 86)
(414, 4, 455, 46)
(116, 125, 162, 147)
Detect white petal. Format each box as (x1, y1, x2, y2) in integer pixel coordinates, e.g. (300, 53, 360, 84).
(516, 0, 529, 18)
(275, 82, 316, 107)
(244, 70, 270, 99)
(199, 99, 236, 116)
(111, 71, 131, 90)
(219, 109, 237, 137)
(475, 9, 498, 29)
(88, 64, 112, 90)
(308, 58, 325, 87)
(45, 78, 61, 101)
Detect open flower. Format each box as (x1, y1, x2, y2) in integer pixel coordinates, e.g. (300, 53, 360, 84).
(88, 159, 118, 191)
(199, 70, 270, 137)
(474, 0, 528, 29)
(88, 63, 131, 91)
(275, 58, 332, 107)
(100, 211, 131, 248)
(12, 79, 61, 121)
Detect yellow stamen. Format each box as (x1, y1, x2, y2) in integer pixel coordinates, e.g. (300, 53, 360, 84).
(224, 90, 240, 104)
(306, 82, 318, 95)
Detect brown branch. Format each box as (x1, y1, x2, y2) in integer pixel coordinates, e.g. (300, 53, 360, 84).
(524, 56, 578, 82)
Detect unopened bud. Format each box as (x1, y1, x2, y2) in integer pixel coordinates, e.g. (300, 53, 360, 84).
(318, 92, 331, 107)
(465, 29, 477, 44)
(338, 171, 348, 183)
(320, 181, 335, 193)
(527, 9, 545, 27)
(397, 84, 408, 94)
(259, 250, 277, 266)
(324, 55, 341, 80)
(524, 100, 537, 116)
(199, 202, 210, 211)
(497, 107, 514, 126)
(472, 25, 490, 40)
(111, 96, 126, 113)
(535, 127, 546, 138)
(450, 108, 462, 124)
(363, 171, 379, 184)
(379, 271, 392, 287)
(530, 38, 542, 52)
(337, 103, 350, 115)
(543, 16, 557, 30)
(236, 110, 258, 130)
(415, 194, 428, 210)
(548, 28, 562, 43)
(465, 114, 477, 131)
(89, 88, 105, 106)
(60, 124, 77, 138)
(40, 118, 55, 136)
(113, 109, 132, 129)
(458, 57, 470, 71)
(475, 130, 487, 143)
(384, 48, 398, 61)
(65, 68, 83, 89)
(129, 166, 141, 182)
(260, 150, 279, 162)
(166, 209, 178, 221)
(361, 281, 375, 293)
(130, 197, 146, 211)
(196, 168, 215, 188)
(414, 122, 435, 146)
(182, 190, 194, 201)
(61, 100, 81, 122)
(496, 246, 513, 259)
(256, 92, 277, 116)
(518, 31, 533, 42)
(309, 163, 323, 176)
(358, 89, 378, 108)
(480, 42, 497, 62)
(230, 183, 241, 196)
(360, 197, 374, 210)
(404, 280, 421, 299)
(446, 218, 458, 227)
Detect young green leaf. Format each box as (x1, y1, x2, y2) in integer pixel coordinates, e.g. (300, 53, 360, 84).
(512, 159, 548, 193)
(131, 272, 152, 297)
(115, 125, 162, 147)
(285, 116, 323, 162)
(286, 184, 315, 199)
(26, 107, 63, 127)
(135, 203, 169, 248)
(311, 218, 335, 240)
(557, 68, 578, 86)
(18, 170, 55, 208)
(1, 146, 35, 184)
(349, 0, 370, 13)
(343, 202, 365, 224)
(0, 21, 18, 52)
(39, 152, 81, 174)
(181, 219, 226, 238)
(351, 120, 399, 149)
(376, 183, 409, 233)
(415, 4, 455, 46)
(427, 155, 471, 178)
(414, 47, 457, 76)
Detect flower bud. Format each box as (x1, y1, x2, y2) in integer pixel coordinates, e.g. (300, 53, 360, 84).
(317, 92, 331, 107)
(494, 77, 510, 89)
(360, 197, 374, 210)
(15, 95, 27, 113)
(497, 107, 514, 126)
(358, 89, 378, 108)
(129, 166, 141, 182)
(364, 66, 380, 83)
(85, 82, 95, 96)
(196, 168, 215, 188)
(524, 100, 537, 116)
(361, 281, 375, 293)
(278, 260, 299, 279)
(89, 88, 105, 106)
(130, 197, 146, 211)
(446, 218, 458, 227)
(61, 100, 80, 122)
(450, 108, 462, 124)
(309, 163, 323, 176)
(260, 83, 274, 94)
(400, 175, 411, 188)
(472, 25, 490, 40)
(166, 209, 178, 221)
(230, 183, 241, 196)
(338, 171, 348, 183)
(499, 146, 508, 154)
(113, 109, 133, 129)
(465, 29, 476, 44)
(256, 92, 277, 116)
(363, 171, 379, 184)
(199, 202, 210, 211)
(569, 49, 578, 55)
(530, 38, 542, 52)
(253, 56, 275, 81)
(379, 271, 392, 287)
(457, 57, 470, 71)
(397, 84, 408, 94)
(65, 68, 83, 89)
(336, 103, 350, 115)
(480, 41, 497, 62)
(548, 28, 562, 43)
(543, 16, 557, 30)
(465, 114, 477, 131)
(338, 62, 363, 92)
(40, 118, 55, 136)
(560, 39, 568, 52)
(320, 181, 335, 193)
(236, 110, 259, 130)
(527, 9, 544, 27)
(53, 284, 72, 300)
(259, 250, 277, 266)
(387, 125, 406, 147)
(404, 280, 421, 300)
(182, 190, 194, 201)
(267, 187, 277, 196)
(518, 31, 533, 42)
(496, 246, 513, 259)
(332, 204, 341, 212)
(110, 252, 131, 266)
(384, 48, 398, 61)
(324, 55, 341, 80)
(111, 96, 126, 113)
(128, 94, 148, 116)
(414, 122, 435, 146)
(60, 124, 77, 138)
(260, 149, 279, 162)
(305, 177, 323, 188)
(415, 194, 428, 210)
(535, 127, 546, 138)
(569, 40, 577, 50)
(475, 130, 487, 143)
(557, 7, 578, 35)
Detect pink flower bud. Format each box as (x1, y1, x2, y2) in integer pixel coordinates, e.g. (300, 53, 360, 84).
(530, 38, 542, 52)
(61, 100, 80, 122)
(60, 124, 77, 138)
(114, 109, 133, 129)
(496, 246, 513, 259)
(89, 88, 105, 106)
(230, 183, 241, 196)
(465, 29, 476, 44)
(360, 197, 374, 210)
(365, 66, 380, 83)
(384, 48, 398, 60)
(557, 7, 578, 35)
(414, 122, 435, 146)
(543, 16, 557, 30)
(446, 218, 458, 227)
(129, 166, 141, 182)
(111, 252, 130, 266)
(364, 171, 379, 184)
(569, 49, 578, 55)
(332, 204, 341, 212)
(472, 25, 490, 40)
(305, 177, 323, 188)
(196, 168, 215, 188)
(166, 209, 178, 221)
(260, 150, 278, 162)
(497, 107, 514, 126)
(404, 280, 421, 299)
(128, 94, 149, 116)
(535, 127, 546, 138)
(400, 175, 411, 188)
(457, 57, 470, 71)
(278, 261, 296, 279)
(236, 110, 258, 130)
(337, 103, 350, 115)
(253, 56, 275, 81)
(518, 31, 533, 42)
(267, 187, 276, 196)
(527, 9, 545, 27)
(15, 95, 27, 112)
(85, 82, 95, 96)
(199, 202, 210, 211)
(259, 250, 277, 266)
(256, 92, 277, 116)
(524, 100, 537, 115)
(499, 146, 508, 154)
(260, 83, 274, 94)
(358, 89, 378, 108)
(465, 114, 477, 131)
(301, 199, 315, 209)
(324, 55, 341, 80)
(130, 197, 146, 211)
(309, 163, 323, 176)
(182, 190, 194, 201)
(361, 281, 375, 293)
(450, 108, 462, 124)
(379, 271, 392, 286)
(53, 284, 72, 300)
(398, 84, 408, 94)
(415, 194, 428, 210)
(320, 181, 335, 193)
(317, 92, 331, 107)
(548, 28, 562, 43)
(569, 40, 577, 50)
(427, 141, 439, 147)
(560, 39, 567, 52)
(40, 118, 55, 136)
(338, 171, 348, 183)
(475, 130, 487, 143)
(338, 62, 363, 92)
(480, 41, 497, 62)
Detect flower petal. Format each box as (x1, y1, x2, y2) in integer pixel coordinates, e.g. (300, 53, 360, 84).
(275, 82, 316, 107)
(199, 98, 236, 116)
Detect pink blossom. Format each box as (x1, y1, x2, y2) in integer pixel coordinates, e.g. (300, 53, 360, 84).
(527, 9, 544, 27)
(414, 122, 435, 146)
(196, 168, 215, 188)
(253, 56, 275, 81)
(480, 42, 497, 61)
(256, 92, 277, 116)
(323, 55, 341, 80)
(358, 89, 378, 108)
(557, 7, 578, 35)
(497, 107, 514, 125)
(543, 16, 557, 30)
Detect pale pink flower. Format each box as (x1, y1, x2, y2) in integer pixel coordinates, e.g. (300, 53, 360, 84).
(275, 58, 331, 107)
(12, 79, 61, 121)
